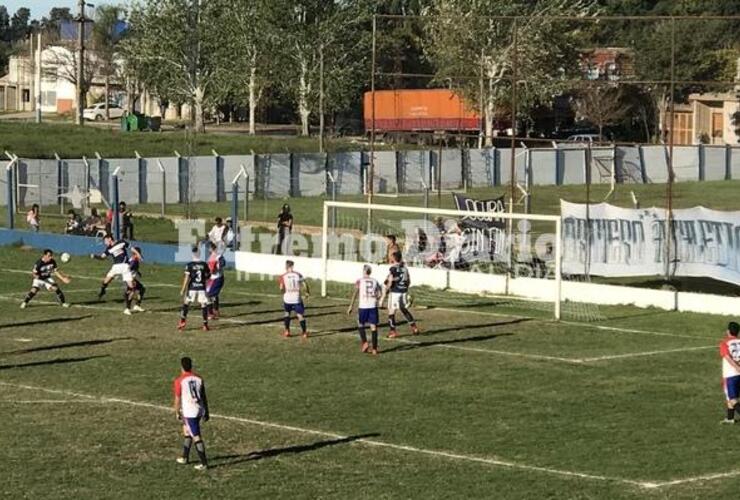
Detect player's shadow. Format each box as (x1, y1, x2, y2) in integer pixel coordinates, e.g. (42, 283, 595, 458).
(0, 354, 110, 371)
(151, 300, 262, 313)
(0, 314, 94, 330)
(1, 337, 132, 357)
(209, 433, 379, 469)
(382, 331, 516, 354)
(419, 318, 531, 337)
(228, 304, 343, 319)
(217, 310, 344, 329)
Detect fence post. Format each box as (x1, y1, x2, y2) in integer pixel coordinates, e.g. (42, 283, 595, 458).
(725, 144, 732, 181)
(244, 173, 249, 222)
(134, 150, 145, 204)
(111, 166, 121, 240)
(212, 149, 223, 202)
(4, 152, 18, 229)
(327, 171, 337, 235)
(55, 153, 64, 215)
(231, 180, 239, 250)
(156, 159, 166, 217)
(698, 144, 705, 181)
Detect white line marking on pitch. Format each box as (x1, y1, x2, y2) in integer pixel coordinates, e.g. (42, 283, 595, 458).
(581, 345, 716, 362)
(0, 399, 108, 404)
(12, 338, 34, 343)
(0, 380, 647, 488)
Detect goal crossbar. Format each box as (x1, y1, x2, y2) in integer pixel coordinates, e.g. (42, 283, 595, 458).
(320, 201, 563, 320)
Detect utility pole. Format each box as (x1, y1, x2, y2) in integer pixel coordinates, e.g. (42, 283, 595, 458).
(76, 0, 88, 126)
(319, 43, 325, 154)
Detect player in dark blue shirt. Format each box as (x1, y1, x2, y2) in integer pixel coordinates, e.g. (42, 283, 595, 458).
(381, 251, 419, 338)
(178, 246, 212, 332)
(91, 234, 142, 315)
(21, 249, 72, 309)
(128, 246, 146, 312)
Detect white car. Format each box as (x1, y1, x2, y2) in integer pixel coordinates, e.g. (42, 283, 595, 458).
(83, 102, 125, 121)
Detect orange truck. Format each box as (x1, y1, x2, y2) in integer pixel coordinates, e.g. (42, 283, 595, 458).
(363, 89, 481, 133)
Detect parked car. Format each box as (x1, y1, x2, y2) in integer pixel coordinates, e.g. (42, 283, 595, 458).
(566, 133, 610, 144)
(83, 102, 126, 121)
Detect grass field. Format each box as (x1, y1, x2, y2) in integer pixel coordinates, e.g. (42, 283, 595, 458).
(1, 245, 740, 498)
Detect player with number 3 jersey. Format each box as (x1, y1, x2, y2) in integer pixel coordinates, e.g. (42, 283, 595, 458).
(178, 246, 212, 332)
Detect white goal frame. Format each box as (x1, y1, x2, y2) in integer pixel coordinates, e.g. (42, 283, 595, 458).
(321, 201, 563, 320)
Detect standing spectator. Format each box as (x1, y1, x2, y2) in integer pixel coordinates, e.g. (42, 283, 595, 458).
(385, 235, 400, 264)
(64, 210, 83, 235)
(207, 217, 228, 250)
(120, 202, 134, 240)
(275, 204, 293, 255)
(224, 218, 236, 250)
(26, 204, 40, 232)
(84, 208, 105, 236)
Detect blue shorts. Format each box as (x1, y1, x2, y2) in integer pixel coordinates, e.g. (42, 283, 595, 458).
(206, 278, 224, 298)
(725, 376, 740, 401)
(284, 302, 305, 315)
(183, 417, 202, 437)
(358, 307, 379, 326)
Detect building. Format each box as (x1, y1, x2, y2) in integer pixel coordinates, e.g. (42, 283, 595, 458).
(580, 48, 636, 81)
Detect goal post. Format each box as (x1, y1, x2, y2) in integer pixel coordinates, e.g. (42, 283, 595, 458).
(320, 201, 563, 320)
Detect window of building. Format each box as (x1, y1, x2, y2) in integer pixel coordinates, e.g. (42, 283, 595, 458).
(22, 89, 30, 103)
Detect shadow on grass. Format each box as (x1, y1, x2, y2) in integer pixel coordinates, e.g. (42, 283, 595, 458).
(227, 303, 342, 319)
(382, 331, 515, 354)
(0, 314, 94, 330)
(209, 433, 379, 469)
(2, 337, 132, 356)
(151, 300, 263, 314)
(0, 354, 110, 370)
(216, 310, 344, 330)
(420, 318, 531, 336)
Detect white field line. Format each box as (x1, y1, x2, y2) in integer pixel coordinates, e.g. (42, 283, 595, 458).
(1, 399, 108, 404)
(0, 380, 647, 488)
(581, 345, 716, 362)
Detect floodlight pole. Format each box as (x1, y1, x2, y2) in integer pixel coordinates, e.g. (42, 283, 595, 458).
(76, 0, 90, 126)
(506, 19, 519, 295)
(664, 17, 677, 282)
(367, 14, 377, 235)
(35, 32, 42, 124)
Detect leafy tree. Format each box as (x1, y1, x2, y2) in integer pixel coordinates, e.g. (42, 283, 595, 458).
(423, 0, 597, 145)
(123, 0, 228, 132)
(573, 83, 627, 139)
(266, 0, 372, 136)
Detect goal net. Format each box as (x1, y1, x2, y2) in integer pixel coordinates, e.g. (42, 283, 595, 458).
(319, 201, 565, 319)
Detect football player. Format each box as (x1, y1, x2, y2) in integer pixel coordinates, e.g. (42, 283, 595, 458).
(347, 264, 382, 355)
(128, 246, 146, 312)
(91, 234, 142, 315)
(20, 249, 71, 309)
(178, 246, 212, 332)
(720, 322, 740, 423)
(173, 356, 210, 470)
(380, 251, 419, 338)
(205, 242, 226, 320)
(278, 260, 309, 338)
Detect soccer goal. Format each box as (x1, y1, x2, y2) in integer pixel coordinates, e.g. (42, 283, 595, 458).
(320, 201, 564, 319)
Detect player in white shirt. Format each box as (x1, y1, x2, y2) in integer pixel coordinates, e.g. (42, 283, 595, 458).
(278, 260, 310, 338)
(719, 322, 740, 423)
(172, 356, 210, 469)
(347, 264, 382, 355)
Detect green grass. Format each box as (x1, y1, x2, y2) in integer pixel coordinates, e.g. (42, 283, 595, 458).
(0, 245, 738, 498)
(0, 122, 374, 159)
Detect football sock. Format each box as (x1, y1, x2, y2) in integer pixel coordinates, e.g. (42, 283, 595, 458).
(136, 282, 146, 303)
(299, 319, 307, 333)
(401, 308, 416, 325)
(358, 326, 367, 343)
(98, 283, 108, 297)
(371, 329, 378, 349)
(388, 314, 397, 330)
(180, 304, 190, 320)
(54, 288, 66, 305)
(124, 288, 133, 309)
(213, 296, 219, 314)
(283, 315, 291, 330)
(201, 306, 208, 324)
(728, 407, 735, 421)
(182, 436, 193, 460)
(194, 440, 208, 466)
(23, 288, 38, 304)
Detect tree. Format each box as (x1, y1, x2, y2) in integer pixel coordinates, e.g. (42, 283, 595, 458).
(573, 83, 627, 139)
(123, 0, 228, 132)
(219, 0, 275, 135)
(424, 0, 597, 146)
(92, 4, 127, 119)
(10, 7, 31, 41)
(266, 0, 372, 136)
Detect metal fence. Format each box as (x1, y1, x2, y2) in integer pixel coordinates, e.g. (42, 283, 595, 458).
(3, 144, 740, 221)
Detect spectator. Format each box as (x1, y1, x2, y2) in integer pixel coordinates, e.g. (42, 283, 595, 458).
(385, 235, 400, 264)
(84, 208, 106, 236)
(64, 209, 83, 235)
(26, 204, 40, 232)
(224, 218, 236, 250)
(275, 204, 293, 255)
(120, 202, 134, 240)
(207, 217, 228, 249)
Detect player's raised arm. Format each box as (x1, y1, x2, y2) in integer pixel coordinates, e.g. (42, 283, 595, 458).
(130, 246, 142, 261)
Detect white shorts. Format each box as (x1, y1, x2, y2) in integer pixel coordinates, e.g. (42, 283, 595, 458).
(106, 263, 133, 283)
(388, 292, 409, 313)
(185, 290, 210, 306)
(32, 278, 56, 291)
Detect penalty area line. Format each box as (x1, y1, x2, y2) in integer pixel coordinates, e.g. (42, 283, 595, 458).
(0, 380, 647, 488)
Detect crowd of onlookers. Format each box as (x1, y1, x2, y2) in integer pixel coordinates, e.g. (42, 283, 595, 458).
(26, 202, 135, 239)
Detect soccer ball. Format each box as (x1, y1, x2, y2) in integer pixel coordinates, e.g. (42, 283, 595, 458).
(60, 252, 71, 263)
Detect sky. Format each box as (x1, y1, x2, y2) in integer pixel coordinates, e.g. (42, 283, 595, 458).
(2, 1, 79, 18)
